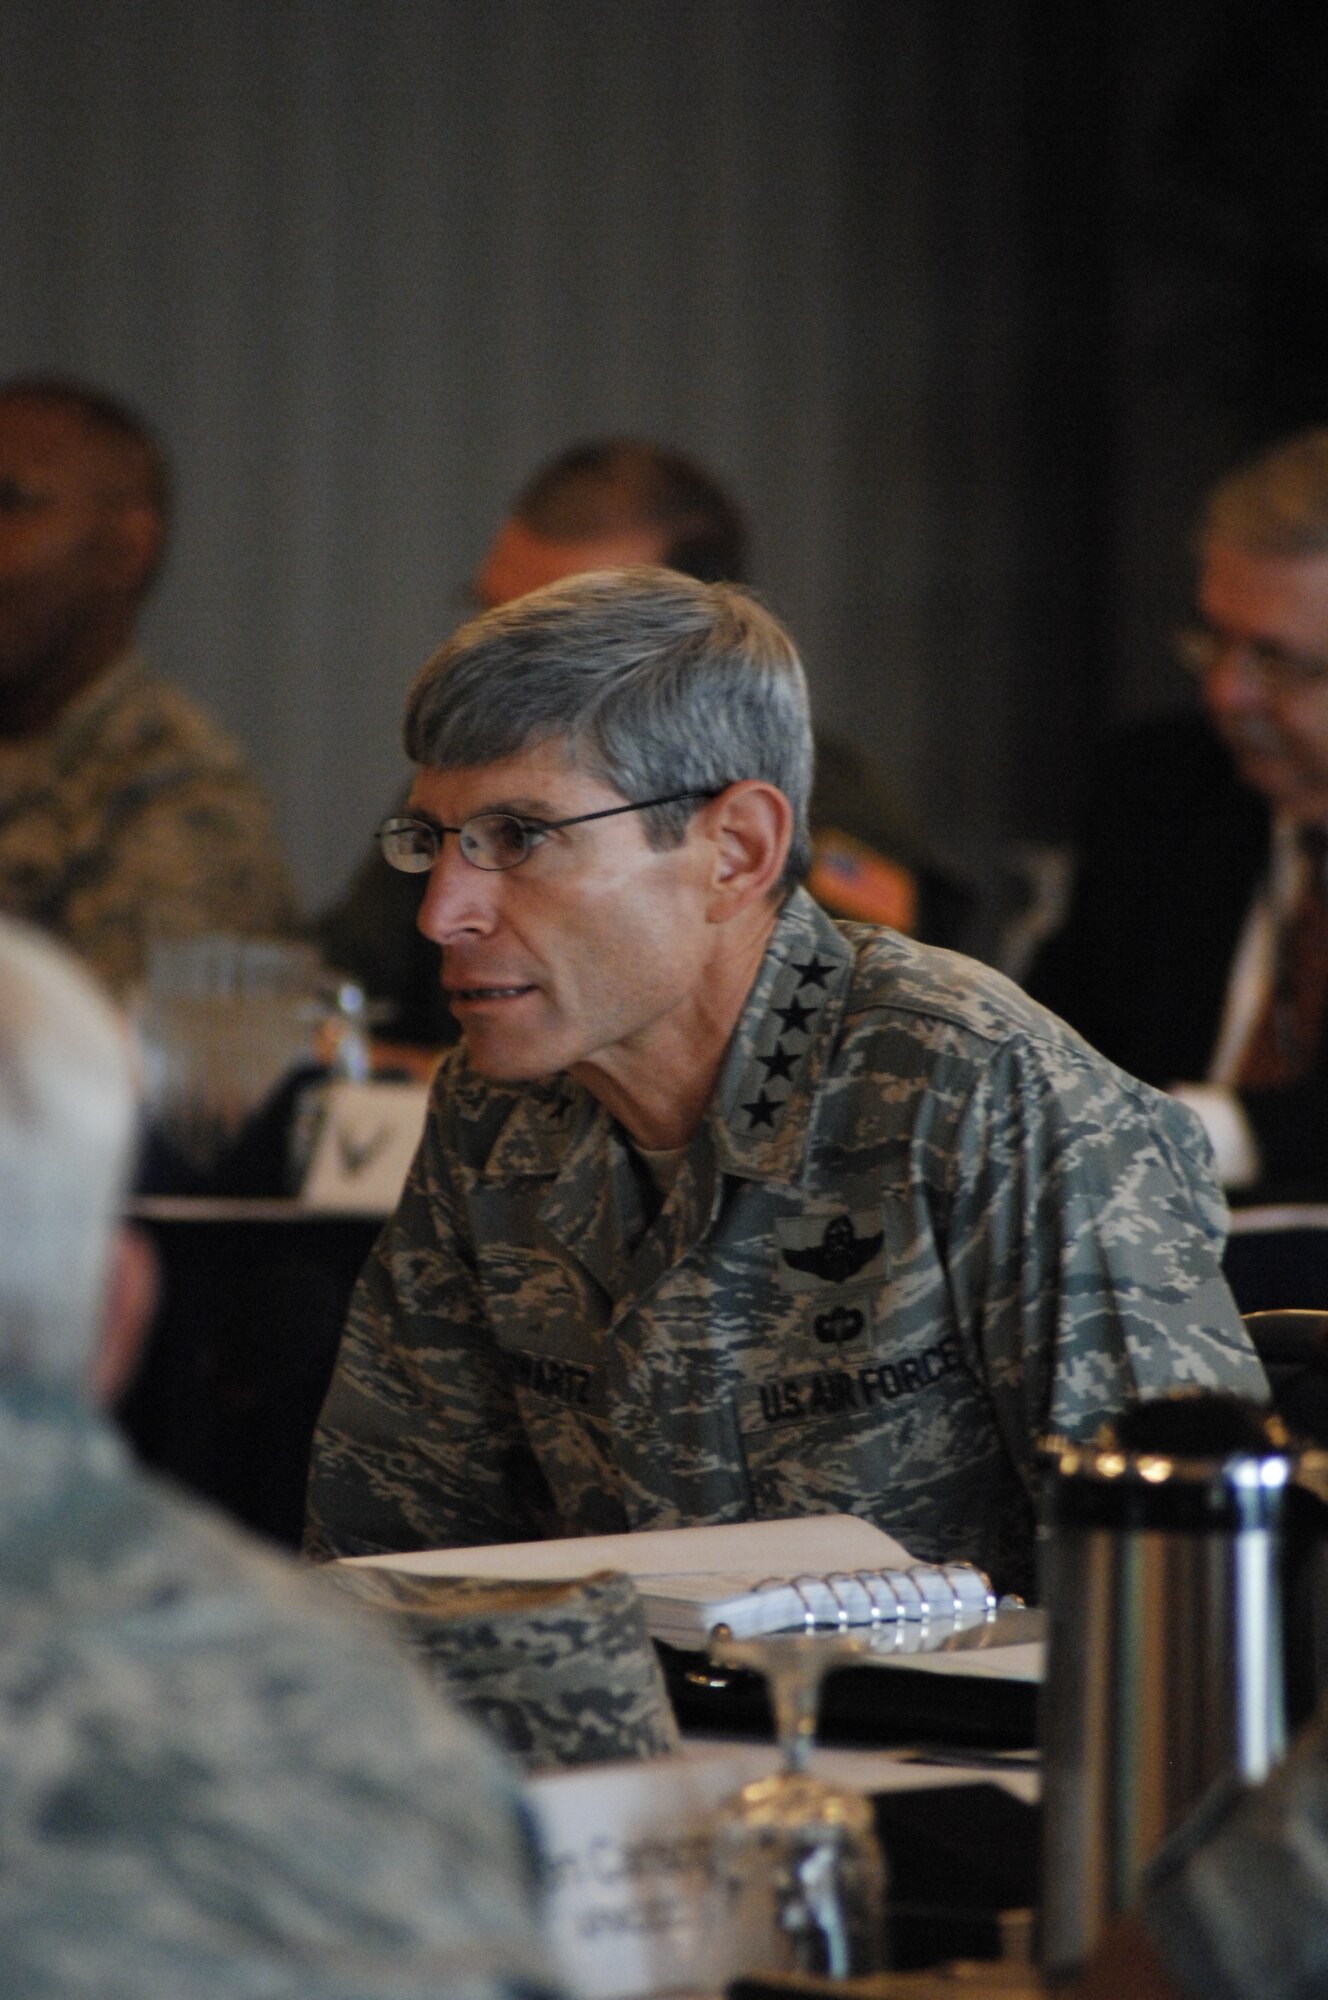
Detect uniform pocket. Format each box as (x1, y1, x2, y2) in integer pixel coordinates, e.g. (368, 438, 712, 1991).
(732, 1335, 1011, 1570)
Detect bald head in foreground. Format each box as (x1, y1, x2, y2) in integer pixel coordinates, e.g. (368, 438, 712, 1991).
(0, 919, 552, 1997)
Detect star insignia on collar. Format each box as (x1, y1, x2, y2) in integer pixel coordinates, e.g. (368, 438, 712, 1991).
(742, 1090, 779, 1130)
(792, 954, 833, 990)
(773, 993, 817, 1037)
(758, 1042, 797, 1083)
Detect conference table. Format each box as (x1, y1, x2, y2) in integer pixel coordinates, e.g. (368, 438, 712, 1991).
(116, 1193, 1280, 1995)
(116, 1193, 1050, 1991)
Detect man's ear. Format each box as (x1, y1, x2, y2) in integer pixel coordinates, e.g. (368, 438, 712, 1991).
(93, 1225, 160, 1408)
(701, 781, 793, 921)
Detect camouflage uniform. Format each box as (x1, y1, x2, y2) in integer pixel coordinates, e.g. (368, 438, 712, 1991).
(0, 1377, 555, 2000)
(306, 890, 1266, 1596)
(0, 651, 295, 997)
(323, 1566, 679, 1771)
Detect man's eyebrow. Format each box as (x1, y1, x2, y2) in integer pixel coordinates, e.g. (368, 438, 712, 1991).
(404, 804, 448, 832)
(404, 794, 566, 825)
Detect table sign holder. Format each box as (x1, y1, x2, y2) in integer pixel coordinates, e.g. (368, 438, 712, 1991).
(528, 1745, 772, 1999)
(298, 1077, 429, 1212)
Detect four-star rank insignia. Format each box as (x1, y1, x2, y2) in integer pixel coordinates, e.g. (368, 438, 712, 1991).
(740, 937, 839, 1133)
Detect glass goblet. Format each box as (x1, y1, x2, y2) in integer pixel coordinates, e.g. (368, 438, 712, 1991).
(707, 1630, 889, 1982)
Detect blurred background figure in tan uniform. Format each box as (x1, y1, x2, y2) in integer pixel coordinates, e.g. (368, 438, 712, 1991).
(0, 377, 295, 997)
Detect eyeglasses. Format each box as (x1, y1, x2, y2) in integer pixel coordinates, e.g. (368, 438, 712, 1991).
(377, 791, 717, 874)
(1175, 622, 1328, 695)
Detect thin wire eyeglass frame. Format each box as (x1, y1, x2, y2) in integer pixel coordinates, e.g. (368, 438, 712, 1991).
(377, 790, 720, 874)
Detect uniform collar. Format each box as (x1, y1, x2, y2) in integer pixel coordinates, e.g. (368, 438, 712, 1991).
(0, 1374, 129, 1524)
(0, 648, 146, 786)
(476, 888, 850, 1191)
(707, 888, 850, 1183)
(475, 1070, 592, 1183)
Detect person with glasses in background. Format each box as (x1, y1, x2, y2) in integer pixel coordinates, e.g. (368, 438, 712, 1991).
(1031, 429, 1328, 1201)
(304, 565, 1264, 1599)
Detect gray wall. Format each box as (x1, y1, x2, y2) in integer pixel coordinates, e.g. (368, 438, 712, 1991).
(0, 0, 1266, 912)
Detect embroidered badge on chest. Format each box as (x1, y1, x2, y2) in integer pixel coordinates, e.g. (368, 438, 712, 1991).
(775, 1209, 887, 1291)
(812, 1303, 866, 1345)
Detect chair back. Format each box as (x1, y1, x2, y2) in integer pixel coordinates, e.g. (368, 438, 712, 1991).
(1243, 1309, 1328, 1445)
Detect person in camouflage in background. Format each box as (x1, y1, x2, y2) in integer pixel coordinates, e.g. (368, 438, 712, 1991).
(0, 378, 294, 997)
(304, 568, 1266, 1598)
(0, 917, 554, 2000)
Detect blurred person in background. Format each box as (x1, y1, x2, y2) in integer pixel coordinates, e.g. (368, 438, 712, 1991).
(0, 377, 294, 997)
(1031, 427, 1328, 1202)
(0, 914, 553, 1999)
(317, 437, 971, 1056)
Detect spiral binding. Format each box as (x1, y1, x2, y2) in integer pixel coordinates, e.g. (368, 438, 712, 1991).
(749, 1561, 997, 1633)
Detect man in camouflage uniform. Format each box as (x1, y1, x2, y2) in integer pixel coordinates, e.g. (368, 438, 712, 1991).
(0, 917, 554, 1999)
(0, 378, 294, 997)
(305, 569, 1266, 1598)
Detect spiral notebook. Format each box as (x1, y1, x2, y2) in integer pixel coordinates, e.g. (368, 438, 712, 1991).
(336, 1512, 996, 1647)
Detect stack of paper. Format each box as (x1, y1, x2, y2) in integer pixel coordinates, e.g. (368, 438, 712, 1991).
(337, 1512, 996, 1647)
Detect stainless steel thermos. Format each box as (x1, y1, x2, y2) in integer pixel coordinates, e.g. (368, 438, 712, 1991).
(1038, 1401, 1292, 1979)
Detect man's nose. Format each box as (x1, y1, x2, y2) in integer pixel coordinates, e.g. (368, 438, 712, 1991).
(415, 845, 501, 945)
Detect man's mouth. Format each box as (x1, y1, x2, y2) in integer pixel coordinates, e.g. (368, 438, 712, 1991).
(447, 983, 537, 1003)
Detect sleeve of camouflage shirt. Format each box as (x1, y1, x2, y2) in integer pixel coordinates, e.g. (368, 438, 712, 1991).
(1138, 1711, 1328, 2000)
(305, 1087, 560, 1560)
(940, 1030, 1267, 1497)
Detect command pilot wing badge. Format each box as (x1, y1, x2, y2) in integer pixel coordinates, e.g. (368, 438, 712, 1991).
(779, 1211, 885, 1286)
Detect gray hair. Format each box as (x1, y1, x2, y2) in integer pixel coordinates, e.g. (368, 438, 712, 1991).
(404, 566, 814, 890)
(0, 922, 136, 1386)
(1202, 427, 1328, 558)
